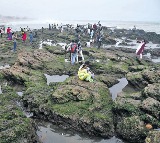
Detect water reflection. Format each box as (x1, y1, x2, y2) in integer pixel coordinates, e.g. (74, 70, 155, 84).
(44, 74, 69, 85)
(0, 64, 10, 70)
(39, 40, 56, 49)
(104, 38, 159, 50)
(56, 43, 67, 49)
(39, 40, 66, 49)
(143, 53, 160, 63)
(17, 91, 23, 97)
(109, 78, 128, 100)
(152, 57, 160, 63)
(36, 121, 124, 143)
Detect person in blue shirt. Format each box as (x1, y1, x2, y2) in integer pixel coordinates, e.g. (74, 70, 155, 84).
(29, 31, 33, 43)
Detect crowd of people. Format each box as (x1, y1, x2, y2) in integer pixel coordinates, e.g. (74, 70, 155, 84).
(0, 26, 36, 52)
(0, 22, 147, 83)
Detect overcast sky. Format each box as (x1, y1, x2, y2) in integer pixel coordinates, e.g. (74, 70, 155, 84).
(0, 0, 160, 22)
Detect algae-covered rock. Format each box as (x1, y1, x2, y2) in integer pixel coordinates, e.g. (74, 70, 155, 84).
(127, 67, 160, 90)
(95, 74, 119, 88)
(22, 85, 52, 110)
(23, 76, 114, 138)
(143, 83, 160, 101)
(0, 86, 39, 143)
(113, 92, 142, 117)
(145, 130, 160, 143)
(2, 64, 46, 85)
(113, 90, 160, 142)
(44, 45, 65, 55)
(142, 69, 160, 84)
(127, 72, 148, 89)
(50, 76, 114, 137)
(1, 25, 160, 143)
(129, 65, 148, 72)
(116, 116, 147, 143)
(141, 97, 160, 119)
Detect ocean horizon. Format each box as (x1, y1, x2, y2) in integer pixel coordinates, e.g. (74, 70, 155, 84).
(1, 19, 160, 34)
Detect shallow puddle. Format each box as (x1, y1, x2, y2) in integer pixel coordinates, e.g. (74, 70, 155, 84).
(17, 91, 23, 97)
(39, 40, 56, 49)
(56, 42, 67, 49)
(44, 74, 69, 85)
(152, 57, 160, 63)
(36, 121, 124, 143)
(109, 78, 128, 100)
(0, 64, 10, 70)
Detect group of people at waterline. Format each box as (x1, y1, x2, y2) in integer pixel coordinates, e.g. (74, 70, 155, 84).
(0, 26, 34, 52)
(0, 22, 147, 82)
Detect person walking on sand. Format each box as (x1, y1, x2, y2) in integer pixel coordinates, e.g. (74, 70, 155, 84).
(136, 40, 146, 59)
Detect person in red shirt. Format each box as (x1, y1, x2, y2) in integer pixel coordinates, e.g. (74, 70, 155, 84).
(22, 32, 27, 43)
(7, 27, 11, 39)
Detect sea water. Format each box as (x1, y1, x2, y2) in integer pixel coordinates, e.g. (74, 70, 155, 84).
(1, 19, 160, 34)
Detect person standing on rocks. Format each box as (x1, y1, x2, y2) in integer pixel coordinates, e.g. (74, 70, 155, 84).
(42, 27, 44, 33)
(0, 28, 4, 38)
(7, 27, 11, 39)
(29, 31, 33, 44)
(90, 29, 94, 39)
(97, 34, 102, 48)
(66, 40, 78, 65)
(93, 23, 97, 32)
(77, 40, 84, 62)
(12, 32, 17, 52)
(20, 27, 24, 33)
(49, 24, 51, 30)
(136, 40, 146, 59)
(22, 32, 27, 43)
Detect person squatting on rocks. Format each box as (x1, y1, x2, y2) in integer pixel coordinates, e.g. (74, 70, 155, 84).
(136, 39, 146, 59)
(78, 62, 94, 82)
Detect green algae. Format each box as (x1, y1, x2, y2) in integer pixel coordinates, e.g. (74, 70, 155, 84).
(0, 86, 37, 143)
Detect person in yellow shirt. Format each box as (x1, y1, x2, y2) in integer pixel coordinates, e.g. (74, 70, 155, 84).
(78, 64, 94, 82)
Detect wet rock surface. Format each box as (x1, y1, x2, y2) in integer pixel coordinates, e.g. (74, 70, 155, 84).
(0, 26, 160, 143)
(0, 85, 39, 143)
(23, 76, 114, 138)
(145, 130, 160, 143)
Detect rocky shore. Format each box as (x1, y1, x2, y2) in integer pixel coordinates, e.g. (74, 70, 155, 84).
(0, 25, 160, 143)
